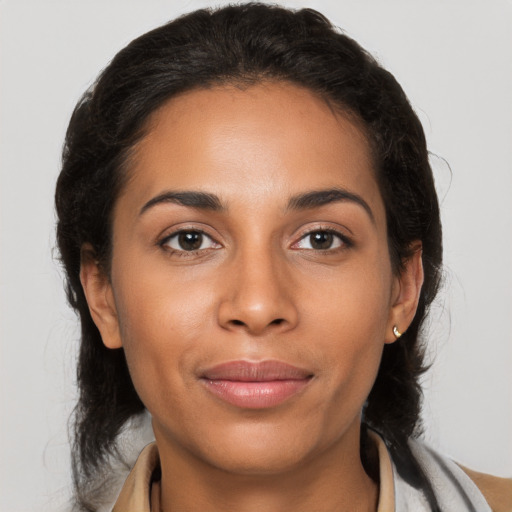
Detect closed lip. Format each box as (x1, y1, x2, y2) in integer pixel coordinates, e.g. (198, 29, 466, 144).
(199, 360, 313, 381)
(199, 360, 314, 409)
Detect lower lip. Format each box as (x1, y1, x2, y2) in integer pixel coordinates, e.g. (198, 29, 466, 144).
(201, 378, 311, 409)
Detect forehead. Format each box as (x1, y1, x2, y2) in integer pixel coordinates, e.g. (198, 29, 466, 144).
(120, 82, 384, 219)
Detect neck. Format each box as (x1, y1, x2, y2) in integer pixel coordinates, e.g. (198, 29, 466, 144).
(154, 421, 379, 512)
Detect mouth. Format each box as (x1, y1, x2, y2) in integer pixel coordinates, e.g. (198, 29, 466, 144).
(199, 360, 314, 409)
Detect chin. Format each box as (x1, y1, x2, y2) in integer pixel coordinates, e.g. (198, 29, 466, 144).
(205, 443, 310, 476)
(186, 419, 327, 476)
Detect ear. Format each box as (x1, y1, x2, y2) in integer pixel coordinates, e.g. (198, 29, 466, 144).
(79, 244, 123, 349)
(385, 242, 424, 344)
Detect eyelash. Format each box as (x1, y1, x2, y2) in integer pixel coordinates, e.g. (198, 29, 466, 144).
(159, 229, 219, 257)
(158, 226, 353, 257)
(292, 227, 353, 253)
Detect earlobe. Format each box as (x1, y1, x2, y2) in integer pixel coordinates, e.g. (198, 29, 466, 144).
(386, 242, 424, 344)
(79, 244, 123, 349)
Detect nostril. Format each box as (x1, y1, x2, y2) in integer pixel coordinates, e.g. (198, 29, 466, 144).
(228, 318, 285, 328)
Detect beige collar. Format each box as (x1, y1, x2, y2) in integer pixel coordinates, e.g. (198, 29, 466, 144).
(112, 442, 160, 512)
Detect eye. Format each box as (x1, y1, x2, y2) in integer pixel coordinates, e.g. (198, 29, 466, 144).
(294, 230, 347, 251)
(161, 230, 220, 252)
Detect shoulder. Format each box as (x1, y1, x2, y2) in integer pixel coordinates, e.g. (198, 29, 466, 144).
(408, 438, 512, 512)
(459, 465, 512, 512)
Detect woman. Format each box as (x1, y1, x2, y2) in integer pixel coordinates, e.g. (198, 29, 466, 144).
(55, 4, 511, 511)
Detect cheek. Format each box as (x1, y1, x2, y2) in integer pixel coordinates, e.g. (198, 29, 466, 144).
(114, 256, 217, 336)
(305, 255, 393, 389)
(304, 252, 393, 336)
(110, 266, 217, 405)
(306, 306, 387, 445)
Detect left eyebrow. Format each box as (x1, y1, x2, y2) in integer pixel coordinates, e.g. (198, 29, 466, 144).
(139, 190, 225, 216)
(287, 188, 375, 223)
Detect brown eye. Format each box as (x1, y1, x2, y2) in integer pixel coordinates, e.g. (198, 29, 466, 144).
(294, 230, 345, 251)
(162, 230, 220, 252)
(178, 231, 203, 251)
(309, 231, 334, 250)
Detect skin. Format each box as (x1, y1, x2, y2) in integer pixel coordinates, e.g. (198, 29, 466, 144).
(81, 82, 423, 512)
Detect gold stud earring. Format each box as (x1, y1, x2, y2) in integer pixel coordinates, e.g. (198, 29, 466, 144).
(393, 325, 402, 339)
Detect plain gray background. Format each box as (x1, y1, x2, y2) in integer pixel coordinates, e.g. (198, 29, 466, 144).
(1, 1, 511, 510)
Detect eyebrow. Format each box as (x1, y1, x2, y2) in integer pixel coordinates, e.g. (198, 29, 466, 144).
(287, 188, 375, 223)
(139, 191, 224, 215)
(139, 187, 374, 222)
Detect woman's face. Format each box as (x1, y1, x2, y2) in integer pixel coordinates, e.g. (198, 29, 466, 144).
(85, 82, 418, 474)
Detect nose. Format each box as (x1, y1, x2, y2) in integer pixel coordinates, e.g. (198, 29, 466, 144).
(217, 247, 299, 336)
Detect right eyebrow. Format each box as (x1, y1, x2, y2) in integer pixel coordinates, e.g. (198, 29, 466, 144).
(139, 190, 225, 216)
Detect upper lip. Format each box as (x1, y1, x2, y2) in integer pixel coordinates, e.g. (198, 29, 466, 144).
(200, 360, 313, 382)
